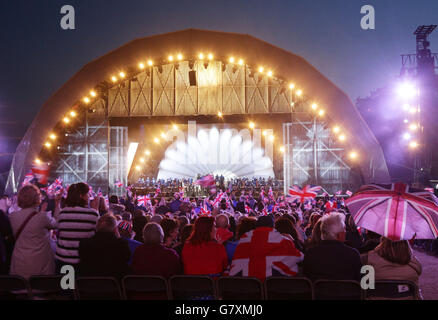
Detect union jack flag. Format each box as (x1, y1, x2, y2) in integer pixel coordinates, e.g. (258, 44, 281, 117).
(137, 195, 151, 207)
(47, 178, 63, 196)
(262, 207, 269, 216)
(336, 190, 342, 195)
(229, 227, 304, 280)
(154, 187, 161, 198)
(245, 204, 253, 214)
(304, 201, 313, 211)
(32, 162, 49, 185)
(114, 180, 123, 188)
(195, 174, 215, 187)
(287, 185, 321, 204)
(268, 187, 274, 199)
(346, 190, 353, 197)
(22, 171, 35, 186)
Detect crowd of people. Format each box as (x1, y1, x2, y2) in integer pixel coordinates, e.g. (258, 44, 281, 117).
(0, 181, 425, 299)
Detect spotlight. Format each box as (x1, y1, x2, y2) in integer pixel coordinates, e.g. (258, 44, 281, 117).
(160, 132, 166, 139)
(49, 133, 56, 140)
(168, 55, 174, 62)
(199, 53, 204, 60)
(238, 59, 244, 65)
(83, 97, 90, 104)
(177, 53, 183, 61)
(154, 137, 160, 144)
(409, 141, 418, 149)
(218, 111, 223, 118)
(140, 158, 145, 163)
(208, 53, 213, 60)
(135, 165, 141, 171)
(111, 76, 117, 83)
(35, 158, 41, 165)
(296, 90, 303, 96)
(333, 126, 340, 133)
(147, 60, 153, 66)
(409, 124, 418, 131)
(269, 135, 275, 142)
(349, 151, 358, 160)
(280, 146, 285, 153)
(90, 90, 97, 97)
(172, 124, 178, 130)
(145, 150, 151, 156)
(139, 62, 145, 70)
(267, 70, 273, 77)
(45, 142, 51, 148)
(262, 130, 268, 136)
(403, 119, 409, 124)
(258, 67, 264, 73)
(119, 72, 126, 78)
(63, 117, 70, 124)
(339, 134, 346, 142)
(70, 111, 77, 117)
(229, 57, 235, 63)
(289, 83, 295, 90)
(311, 103, 318, 110)
(397, 82, 416, 100)
(249, 122, 255, 129)
(403, 132, 412, 140)
(318, 110, 325, 116)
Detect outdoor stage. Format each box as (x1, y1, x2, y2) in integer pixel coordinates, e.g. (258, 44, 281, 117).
(5, 29, 390, 195)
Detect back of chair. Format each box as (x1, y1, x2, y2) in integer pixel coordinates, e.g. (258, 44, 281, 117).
(264, 277, 313, 300)
(313, 280, 363, 300)
(122, 275, 169, 300)
(366, 280, 418, 300)
(216, 277, 263, 300)
(29, 275, 74, 300)
(169, 275, 216, 300)
(75, 277, 122, 300)
(0, 275, 30, 300)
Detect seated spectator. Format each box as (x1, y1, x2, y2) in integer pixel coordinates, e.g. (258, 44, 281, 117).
(230, 215, 303, 280)
(118, 221, 142, 265)
(236, 217, 257, 240)
(9, 185, 57, 279)
(364, 237, 422, 298)
(122, 212, 132, 222)
(160, 218, 179, 248)
(359, 230, 381, 254)
(304, 220, 322, 250)
(131, 223, 182, 278)
(275, 217, 304, 253)
(78, 214, 130, 278)
(173, 224, 193, 256)
(182, 216, 228, 277)
(303, 212, 362, 282)
(304, 212, 321, 238)
(215, 214, 235, 263)
(55, 183, 99, 272)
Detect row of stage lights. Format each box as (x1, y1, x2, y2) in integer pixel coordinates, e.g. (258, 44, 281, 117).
(37, 52, 358, 165)
(398, 82, 420, 150)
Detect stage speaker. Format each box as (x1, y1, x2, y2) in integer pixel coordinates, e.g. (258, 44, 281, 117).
(189, 70, 197, 86)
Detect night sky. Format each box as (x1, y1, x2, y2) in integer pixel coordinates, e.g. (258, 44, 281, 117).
(0, 0, 437, 175)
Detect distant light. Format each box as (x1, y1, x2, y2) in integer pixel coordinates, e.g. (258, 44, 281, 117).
(90, 90, 97, 97)
(154, 137, 160, 144)
(140, 158, 145, 163)
(49, 133, 56, 140)
(199, 53, 204, 60)
(398, 82, 416, 100)
(311, 103, 318, 110)
(145, 150, 151, 156)
(296, 90, 303, 96)
(208, 53, 213, 60)
(177, 53, 183, 60)
(35, 158, 41, 165)
(119, 72, 126, 78)
(139, 62, 145, 69)
(218, 111, 223, 118)
(409, 108, 417, 114)
(111, 76, 117, 82)
(262, 130, 268, 136)
(318, 110, 325, 116)
(269, 135, 275, 142)
(147, 60, 153, 66)
(280, 146, 285, 153)
(70, 111, 77, 117)
(135, 165, 141, 171)
(267, 70, 273, 77)
(168, 55, 174, 62)
(333, 126, 340, 133)
(172, 124, 178, 130)
(63, 117, 70, 124)
(409, 141, 418, 149)
(339, 134, 346, 142)
(289, 83, 295, 90)
(403, 119, 409, 124)
(249, 122, 255, 129)
(290, 102, 295, 107)
(409, 123, 418, 131)
(238, 59, 244, 65)
(44, 142, 51, 148)
(229, 57, 235, 63)
(258, 67, 264, 73)
(349, 151, 358, 160)
(160, 132, 166, 139)
(402, 103, 410, 111)
(83, 97, 90, 104)
(403, 132, 412, 140)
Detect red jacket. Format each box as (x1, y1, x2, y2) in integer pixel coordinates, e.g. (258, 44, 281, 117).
(182, 241, 228, 276)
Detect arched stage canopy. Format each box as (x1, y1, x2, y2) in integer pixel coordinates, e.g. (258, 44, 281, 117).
(6, 29, 390, 194)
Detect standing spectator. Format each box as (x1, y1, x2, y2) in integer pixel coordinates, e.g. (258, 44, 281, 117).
(132, 214, 148, 243)
(9, 185, 57, 279)
(55, 183, 99, 272)
(131, 223, 182, 278)
(182, 216, 228, 276)
(78, 214, 130, 278)
(303, 212, 362, 282)
(118, 221, 142, 265)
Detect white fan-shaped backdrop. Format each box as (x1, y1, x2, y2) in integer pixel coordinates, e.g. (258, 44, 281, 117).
(157, 128, 274, 180)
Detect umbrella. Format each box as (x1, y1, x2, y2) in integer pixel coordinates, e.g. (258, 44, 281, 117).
(345, 182, 438, 240)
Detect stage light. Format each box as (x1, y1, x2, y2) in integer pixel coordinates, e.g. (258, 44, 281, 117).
(333, 126, 340, 133)
(139, 62, 145, 69)
(83, 97, 90, 104)
(160, 132, 166, 139)
(229, 57, 235, 63)
(318, 110, 325, 116)
(409, 141, 418, 149)
(409, 123, 418, 131)
(311, 103, 318, 110)
(119, 72, 126, 78)
(70, 111, 77, 117)
(45, 142, 51, 148)
(63, 117, 70, 124)
(262, 130, 268, 136)
(289, 83, 295, 90)
(397, 82, 416, 100)
(145, 150, 151, 156)
(238, 59, 244, 65)
(290, 102, 295, 107)
(154, 137, 160, 144)
(199, 53, 204, 60)
(218, 111, 223, 118)
(339, 134, 346, 142)
(349, 151, 358, 160)
(267, 70, 273, 77)
(177, 53, 183, 60)
(35, 158, 41, 165)
(296, 90, 303, 96)
(402, 103, 410, 111)
(90, 90, 97, 97)
(208, 53, 213, 60)
(269, 135, 275, 142)
(135, 165, 141, 171)
(258, 67, 264, 73)
(403, 119, 409, 124)
(280, 146, 285, 153)
(249, 122, 255, 129)
(409, 108, 417, 114)
(111, 76, 117, 83)
(147, 60, 153, 66)
(168, 55, 174, 62)
(140, 158, 145, 163)
(49, 133, 56, 140)
(403, 132, 412, 140)
(172, 124, 178, 130)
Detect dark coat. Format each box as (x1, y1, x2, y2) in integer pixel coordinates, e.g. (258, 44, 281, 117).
(303, 240, 362, 282)
(79, 232, 131, 278)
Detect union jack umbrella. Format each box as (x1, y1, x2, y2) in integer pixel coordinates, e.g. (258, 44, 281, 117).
(287, 185, 322, 204)
(345, 182, 438, 240)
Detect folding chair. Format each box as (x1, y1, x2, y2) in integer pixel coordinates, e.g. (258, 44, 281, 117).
(122, 275, 170, 300)
(264, 276, 313, 300)
(216, 277, 263, 300)
(29, 275, 75, 300)
(313, 280, 363, 300)
(75, 277, 122, 300)
(169, 275, 216, 300)
(0, 275, 31, 300)
(365, 280, 419, 300)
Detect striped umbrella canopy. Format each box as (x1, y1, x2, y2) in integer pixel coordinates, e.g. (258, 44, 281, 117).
(345, 182, 438, 240)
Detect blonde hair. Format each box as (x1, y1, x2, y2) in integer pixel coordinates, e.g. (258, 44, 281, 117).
(17, 185, 41, 209)
(375, 237, 412, 265)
